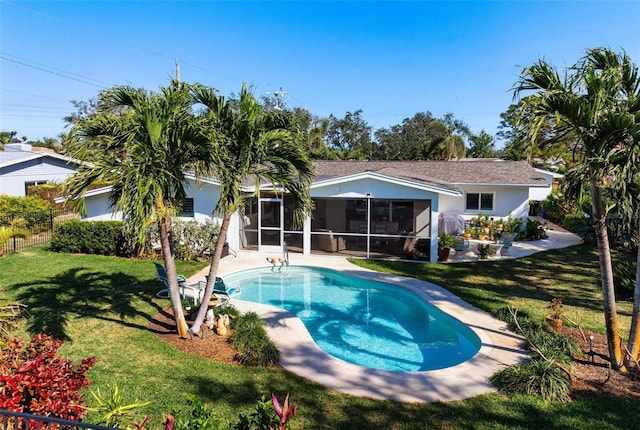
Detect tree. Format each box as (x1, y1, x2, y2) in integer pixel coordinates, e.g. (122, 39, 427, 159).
(64, 81, 213, 338)
(497, 102, 580, 165)
(374, 112, 467, 160)
(514, 47, 640, 371)
(467, 130, 497, 158)
(189, 84, 314, 335)
(325, 110, 374, 159)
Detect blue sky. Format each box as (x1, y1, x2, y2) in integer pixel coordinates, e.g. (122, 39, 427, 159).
(1, 1, 639, 146)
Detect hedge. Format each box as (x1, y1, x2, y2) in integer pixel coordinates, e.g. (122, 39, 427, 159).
(51, 220, 131, 256)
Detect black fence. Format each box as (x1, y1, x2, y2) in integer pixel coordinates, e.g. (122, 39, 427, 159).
(0, 409, 116, 430)
(0, 209, 76, 255)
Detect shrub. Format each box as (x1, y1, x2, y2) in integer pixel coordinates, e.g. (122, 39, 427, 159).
(230, 312, 280, 367)
(0, 194, 53, 230)
(143, 219, 220, 260)
(525, 219, 547, 240)
(614, 260, 637, 299)
(171, 395, 225, 430)
(491, 360, 572, 402)
(51, 220, 131, 256)
(0, 334, 96, 420)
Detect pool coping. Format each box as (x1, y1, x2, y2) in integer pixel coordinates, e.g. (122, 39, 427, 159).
(204, 253, 529, 403)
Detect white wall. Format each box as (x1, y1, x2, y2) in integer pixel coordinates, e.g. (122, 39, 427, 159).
(312, 177, 442, 201)
(0, 157, 77, 196)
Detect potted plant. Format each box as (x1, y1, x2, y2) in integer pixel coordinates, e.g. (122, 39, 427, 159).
(546, 298, 563, 332)
(463, 228, 472, 239)
(437, 233, 455, 262)
(476, 243, 496, 260)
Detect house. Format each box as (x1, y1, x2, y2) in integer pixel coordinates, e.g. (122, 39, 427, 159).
(0, 143, 81, 196)
(76, 159, 551, 263)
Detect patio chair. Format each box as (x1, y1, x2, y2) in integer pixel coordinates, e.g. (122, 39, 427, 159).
(453, 237, 470, 252)
(204, 275, 241, 305)
(316, 229, 347, 252)
(154, 262, 204, 306)
(498, 232, 518, 254)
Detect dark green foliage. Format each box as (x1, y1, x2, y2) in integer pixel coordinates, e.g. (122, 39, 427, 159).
(491, 360, 572, 402)
(613, 260, 637, 299)
(51, 219, 131, 256)
(526, 219, 548, 240)
(230, 312, 280, 367)
(502, 215, 523, 236)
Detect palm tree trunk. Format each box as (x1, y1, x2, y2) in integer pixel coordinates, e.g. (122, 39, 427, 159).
(190, 210, 232, 335)
(591, 182, 625, 371)
(159, 219, 190, 338)
(624, 228, 640, 368)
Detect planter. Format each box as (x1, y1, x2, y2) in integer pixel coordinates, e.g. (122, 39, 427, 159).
(437, 247, 451, 262)
(546, 316, 563, 332)
(463, 233, 471, 239)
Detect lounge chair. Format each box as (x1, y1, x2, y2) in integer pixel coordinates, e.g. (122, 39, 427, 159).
(154, 262, 204, 306)
(204, 275, 241, 305)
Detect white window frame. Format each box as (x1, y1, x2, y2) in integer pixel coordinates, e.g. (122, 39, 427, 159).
(465, 192, 494, 212)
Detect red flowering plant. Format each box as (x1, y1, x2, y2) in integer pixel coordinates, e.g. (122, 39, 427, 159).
(271, 392, 297, 430)
(0, 333, 96, 423)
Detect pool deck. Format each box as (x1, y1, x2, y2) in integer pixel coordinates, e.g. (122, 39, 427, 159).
(185, 219, 581, 403)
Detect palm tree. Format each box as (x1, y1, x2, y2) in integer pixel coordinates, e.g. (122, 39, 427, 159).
(514, 47, 640, 370)
(64, 81, 213, 338)
(188, 84, 314, 335)
(0, 220, 30, 258)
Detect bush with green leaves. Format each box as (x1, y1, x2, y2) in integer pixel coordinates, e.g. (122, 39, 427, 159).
(144, 219, 220, 260)
(525, 218, 547, 240)
(171, 395, 225, 430)
(492, 306, 580, 401)
(230, 312, 280, 367)
(491, 359, 572, 402)
(51, 219, 131, 256)
(613, 260, 637, 299)
(0, 194, 53, 230)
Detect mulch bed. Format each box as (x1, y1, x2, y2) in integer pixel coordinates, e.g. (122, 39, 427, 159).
(148, 309, 640, 401)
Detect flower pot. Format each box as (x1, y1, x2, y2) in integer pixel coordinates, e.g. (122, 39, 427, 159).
(463, 233, 471, 239)
(437, 247, 451, 262)
(546, 316, 563, 332)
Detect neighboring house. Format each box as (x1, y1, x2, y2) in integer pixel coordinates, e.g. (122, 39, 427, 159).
(531, 168, 564, 201)
(0, 143, 80, 196)
(76, 158, 552, 263)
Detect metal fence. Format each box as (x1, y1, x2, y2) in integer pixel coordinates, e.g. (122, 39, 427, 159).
(0, 410, 117, 430)
(0, 209, 76, 255)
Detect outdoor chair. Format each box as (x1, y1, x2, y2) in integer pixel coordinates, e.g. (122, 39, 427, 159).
(453, 237, 470, 252)
(154, 262, 205, 306)
(498, 233, 518, 254)
(204, 275, 241, 306)
(316, 229, 347, 252)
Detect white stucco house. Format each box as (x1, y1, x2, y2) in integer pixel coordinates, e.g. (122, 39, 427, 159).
(73, 158, 553, 263)
(0, 143, 82, 196)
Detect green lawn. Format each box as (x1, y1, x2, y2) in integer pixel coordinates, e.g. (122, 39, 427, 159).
(1, 245, 638, 429)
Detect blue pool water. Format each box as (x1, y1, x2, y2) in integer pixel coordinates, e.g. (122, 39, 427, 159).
(223, 266, 481, 371)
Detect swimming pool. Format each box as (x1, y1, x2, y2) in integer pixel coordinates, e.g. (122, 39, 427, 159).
(223, 266, 481, 371)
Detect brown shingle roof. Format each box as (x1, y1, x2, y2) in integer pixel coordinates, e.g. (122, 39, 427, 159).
(312, 159, 548, 189)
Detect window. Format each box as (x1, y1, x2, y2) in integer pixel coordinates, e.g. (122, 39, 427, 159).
(178, 198, 194, 217)
(466, 193, 494, 211)
(25, 180, 49, 195)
